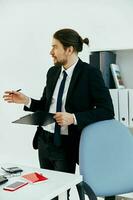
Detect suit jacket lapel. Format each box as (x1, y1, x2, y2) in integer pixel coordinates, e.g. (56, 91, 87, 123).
(48, 67, 61, 102)
(65, 59, 82, 108)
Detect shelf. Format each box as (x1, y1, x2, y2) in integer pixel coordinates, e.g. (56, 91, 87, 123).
(90, 48, 133, 52)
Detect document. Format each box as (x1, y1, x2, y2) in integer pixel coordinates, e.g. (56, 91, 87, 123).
(12, 111, 55, 126)
(110, 64, 125, 89)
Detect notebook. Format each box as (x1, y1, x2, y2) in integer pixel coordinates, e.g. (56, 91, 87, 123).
(22, 172, 48, 183)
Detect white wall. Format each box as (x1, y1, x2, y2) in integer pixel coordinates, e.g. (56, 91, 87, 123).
(0, 0, 133, 167)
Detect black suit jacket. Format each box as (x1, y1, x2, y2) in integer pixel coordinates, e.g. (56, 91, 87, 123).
(24, 59, 114, 162)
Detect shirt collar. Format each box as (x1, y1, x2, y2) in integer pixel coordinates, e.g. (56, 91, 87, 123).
(61, 58, 79, 78)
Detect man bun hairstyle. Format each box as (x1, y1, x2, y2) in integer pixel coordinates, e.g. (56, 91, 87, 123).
(83, 38, 89, 45)
(53, 28, 89, 53)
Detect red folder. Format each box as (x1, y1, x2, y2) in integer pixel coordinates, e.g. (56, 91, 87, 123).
(22, 172, 48, 183)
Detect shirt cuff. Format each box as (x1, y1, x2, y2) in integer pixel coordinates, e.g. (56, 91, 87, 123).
(25, 97, 31, 108)
(72, 114, 77, 125)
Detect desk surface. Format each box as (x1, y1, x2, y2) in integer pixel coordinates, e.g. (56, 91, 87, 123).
(0, 164, 82, 200)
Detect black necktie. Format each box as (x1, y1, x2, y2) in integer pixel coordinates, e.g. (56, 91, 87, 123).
(54, 70, 67, 146)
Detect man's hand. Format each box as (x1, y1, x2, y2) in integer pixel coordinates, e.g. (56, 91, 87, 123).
(3, 90, 29, 105)
(54, 112, 74, 126)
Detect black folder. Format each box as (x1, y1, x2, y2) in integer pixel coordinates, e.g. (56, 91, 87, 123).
(12, 111, 55, 126)
(90, 51, 116, 88)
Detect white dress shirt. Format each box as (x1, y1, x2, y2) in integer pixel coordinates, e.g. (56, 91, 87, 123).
(44, 59, 78, 135)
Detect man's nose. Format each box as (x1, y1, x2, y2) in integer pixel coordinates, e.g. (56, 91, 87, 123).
(50, 49, 53, 55)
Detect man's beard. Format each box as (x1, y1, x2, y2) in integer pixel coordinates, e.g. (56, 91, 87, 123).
(54, 58, 67, 67)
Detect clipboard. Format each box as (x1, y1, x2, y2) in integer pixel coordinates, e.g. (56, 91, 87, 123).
(12, 111, 55, 126)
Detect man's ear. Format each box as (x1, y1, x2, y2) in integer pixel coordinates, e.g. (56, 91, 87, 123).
(67, 46, 74, 55)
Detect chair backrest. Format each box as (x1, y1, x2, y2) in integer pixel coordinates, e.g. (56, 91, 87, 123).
(79, 119, 133, 197)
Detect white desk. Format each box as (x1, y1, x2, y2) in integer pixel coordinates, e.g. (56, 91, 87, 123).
(0, 164, 82, 200)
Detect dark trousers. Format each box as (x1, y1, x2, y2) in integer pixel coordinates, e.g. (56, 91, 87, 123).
(38, 130, 76, 200)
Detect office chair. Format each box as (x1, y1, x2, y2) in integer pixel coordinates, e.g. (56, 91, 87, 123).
(79, 119, 133, 200)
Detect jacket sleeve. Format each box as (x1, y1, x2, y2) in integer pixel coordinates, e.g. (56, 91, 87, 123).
(75, 67, 114, 130)
(24, 87, 47, 112)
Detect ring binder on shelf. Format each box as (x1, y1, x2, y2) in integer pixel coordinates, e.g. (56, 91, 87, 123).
(128, 89, 133, 128)
(109, 89, 119, 120)
(118, 89, 128, 126)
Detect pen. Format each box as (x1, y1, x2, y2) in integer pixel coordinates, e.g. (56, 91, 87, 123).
(16, 89, 21, 92)
(9, 89, 21, 95)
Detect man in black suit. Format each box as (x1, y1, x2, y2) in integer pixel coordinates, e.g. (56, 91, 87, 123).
(3, 28, 114, 199)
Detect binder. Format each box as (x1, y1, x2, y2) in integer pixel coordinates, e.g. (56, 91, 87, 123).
(12, 111, 54, 126)
(128, 89, 133, 127)
(109, 89, 119, 120)
(118, 89, 128, 126)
